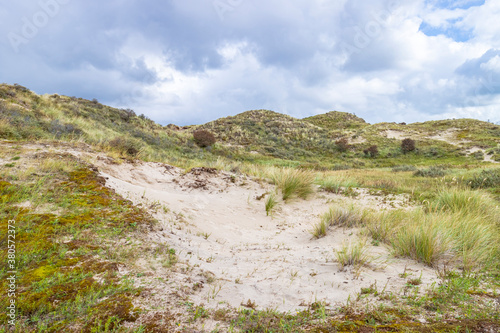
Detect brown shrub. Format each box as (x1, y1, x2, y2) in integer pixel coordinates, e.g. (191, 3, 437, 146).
(335, 137, 350, 152)
(193, 130, 216, 147)
(364, 145, 379, 157)
(401, 138, 416, 153)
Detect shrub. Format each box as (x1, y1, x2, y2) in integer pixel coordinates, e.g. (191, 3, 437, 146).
(363, 145, 378, 157)
(401, 138, 416, 153)
(193, 130, 216, 148)
(335, 137, 349, 152)
(392, 165, 417, 172)
(108, 137, 142, 157)
(466, 168, 500, 189)
(414, 166, 446, 178)
(49, 120, 82, 139)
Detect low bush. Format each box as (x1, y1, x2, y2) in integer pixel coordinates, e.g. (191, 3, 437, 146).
(193, 130, 216, 147)
(465, 168, 500, 189)
(414, 166, 446, 178)
(363, 145, 379, 157)
(392, 165, 417, 172)
(48, 120, 83, 139)
(108, 137, 142, 157)
(401, 138, 416, 153)
(335, 137, 350, 152)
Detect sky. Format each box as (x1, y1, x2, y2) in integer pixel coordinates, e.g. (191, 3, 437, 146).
(1, 0, 499, 125)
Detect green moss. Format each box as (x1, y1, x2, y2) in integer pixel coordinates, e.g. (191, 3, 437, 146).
(83, 294, 139, 333)
(0, 159, 157, 331)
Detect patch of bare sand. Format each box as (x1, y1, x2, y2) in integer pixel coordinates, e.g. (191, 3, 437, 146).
(98, 159, 438, 312)
(465, 147, 499, 164)
(349, 136, 366, 144)
(384, 130, 410, 140)
(428, 128, 470, 146)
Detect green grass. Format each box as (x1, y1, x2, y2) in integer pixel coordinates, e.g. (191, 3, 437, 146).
(335, 238, 372, 270)
(311, 205, 369, 238)
(429, 187, 500, 221)
(367, 189, 500, 269)
(316, 176, 358, 194)
(0, 150, 171, 332)
(265, 193, 279, 216)
(271, 168, 315, 201)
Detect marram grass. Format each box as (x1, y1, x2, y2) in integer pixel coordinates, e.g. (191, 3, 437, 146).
(271, 168, 315, 201)
(367, 188, 500, 270)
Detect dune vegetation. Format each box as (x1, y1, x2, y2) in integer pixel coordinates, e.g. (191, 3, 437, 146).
(1, 83, 500, 332)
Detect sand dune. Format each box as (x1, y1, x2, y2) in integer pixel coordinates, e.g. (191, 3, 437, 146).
(96, 159, 438, 312)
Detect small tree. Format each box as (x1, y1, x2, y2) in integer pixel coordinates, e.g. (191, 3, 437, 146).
(364, 145, 379, 157)
(401, 138, 416, 153)
(335, 137, 350, 152)
(193, 130, 216, 148)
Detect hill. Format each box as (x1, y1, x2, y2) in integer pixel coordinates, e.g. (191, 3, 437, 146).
(303, 110, 368, 130)
(1, 83, 499, 168)
(2, 83, 500, 332)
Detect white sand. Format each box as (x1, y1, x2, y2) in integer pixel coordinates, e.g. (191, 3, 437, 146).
(97, 159, 438, 312)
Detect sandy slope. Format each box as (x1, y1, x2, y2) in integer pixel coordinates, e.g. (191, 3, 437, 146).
(96, 159, 438, 312)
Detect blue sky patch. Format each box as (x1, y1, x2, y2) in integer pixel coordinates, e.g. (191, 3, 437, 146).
(419, 20, 474, 42)
(425, 0, 485, 10)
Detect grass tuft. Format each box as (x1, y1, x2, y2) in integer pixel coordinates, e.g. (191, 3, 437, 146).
(316, 176, 358, 194)
(312, 205, 369, 238)
(265, 193, 279, 216)
(335, 238, 372, 270)
(271, 168, 315, 201)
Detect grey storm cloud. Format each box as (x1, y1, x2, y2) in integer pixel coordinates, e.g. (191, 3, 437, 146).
(1, 0, 499, 125)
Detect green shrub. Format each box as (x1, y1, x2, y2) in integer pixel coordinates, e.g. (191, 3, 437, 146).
(465, 168, 500, 189)
(414, 166, 446, 178)
(108, 137, 142, 156)
(392, 165, 417, 172)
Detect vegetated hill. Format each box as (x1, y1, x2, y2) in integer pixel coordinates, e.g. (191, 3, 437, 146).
(303, 111, 368, 130)
(0, 83, 209, 164)
(195, 110, 343, 163)
(1, 83, 499, 168)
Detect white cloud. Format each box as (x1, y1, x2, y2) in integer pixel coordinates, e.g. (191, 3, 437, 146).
(1, 0, 499, 125)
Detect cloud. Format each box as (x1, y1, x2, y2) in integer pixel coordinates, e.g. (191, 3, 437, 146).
(0, 0, 499, 125)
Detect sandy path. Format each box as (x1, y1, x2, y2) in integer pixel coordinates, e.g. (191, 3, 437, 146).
(97, 160, 438, 312)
